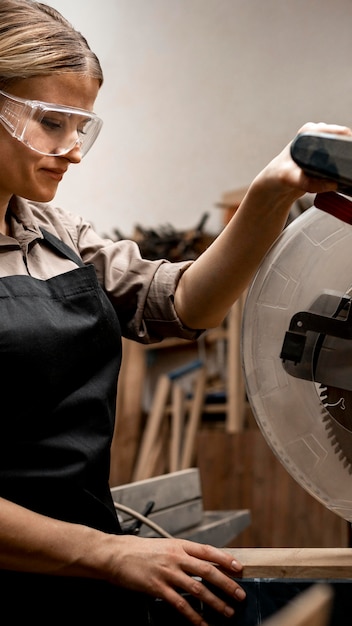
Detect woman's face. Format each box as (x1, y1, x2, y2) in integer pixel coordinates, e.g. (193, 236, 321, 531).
(0, 73, 100, 212)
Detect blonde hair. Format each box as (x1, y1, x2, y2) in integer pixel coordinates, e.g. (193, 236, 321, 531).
(0, 0, 103, 88)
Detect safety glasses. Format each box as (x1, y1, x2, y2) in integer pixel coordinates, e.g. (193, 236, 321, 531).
(0, 89, 103, 157)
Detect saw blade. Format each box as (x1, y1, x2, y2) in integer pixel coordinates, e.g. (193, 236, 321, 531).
(319, 383, 352, 472)
(241, 204, 352, 522)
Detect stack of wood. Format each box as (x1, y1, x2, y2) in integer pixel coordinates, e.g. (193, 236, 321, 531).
(103, 213, 214, 261)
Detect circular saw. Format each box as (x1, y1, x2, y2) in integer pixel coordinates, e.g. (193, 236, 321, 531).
(241, 135, 352, 522)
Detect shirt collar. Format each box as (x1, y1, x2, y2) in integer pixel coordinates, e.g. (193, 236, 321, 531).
(5, 196, 44, 246)
(8, 196, 44, 237)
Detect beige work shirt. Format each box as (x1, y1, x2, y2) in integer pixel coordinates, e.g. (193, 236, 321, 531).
(2, 195, 201, 344)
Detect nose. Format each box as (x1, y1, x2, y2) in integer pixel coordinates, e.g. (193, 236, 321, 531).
(64, 141, 82, 164)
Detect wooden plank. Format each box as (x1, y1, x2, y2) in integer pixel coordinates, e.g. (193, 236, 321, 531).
(223, 547, 352, 579)
(180, 509, 250, 546)
(170, 382, 185, 472)
(135, 500, 203, 537)
(226, 297, 246, 433)
(110, 338, 146, 486)
(114, 501, 250, 545)
(112, 469, 204, 535)
(132, 373, 171, 481)
(111, 468, 202, 517)
(111, 468, 251, 545)
(180, 365, 207, 469)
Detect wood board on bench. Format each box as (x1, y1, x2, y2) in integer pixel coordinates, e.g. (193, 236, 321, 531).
(111, 468, 250, 547)
(223, 547, 352, 579)
(216, 548, 352, 626)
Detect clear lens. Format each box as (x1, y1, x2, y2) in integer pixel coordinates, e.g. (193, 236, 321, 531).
(0, 90, 103, 157)
(23, 106, 102, 157)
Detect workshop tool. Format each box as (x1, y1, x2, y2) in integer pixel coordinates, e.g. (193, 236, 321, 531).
(241, 173, 352, 524)
(290, 130, 352, 198)
(227, 135, 352, 626)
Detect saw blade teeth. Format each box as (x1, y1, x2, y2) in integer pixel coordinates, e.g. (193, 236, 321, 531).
(322, 411, 331, 425)
(319, 392, 352, 471)
(319, 384, 328, 403)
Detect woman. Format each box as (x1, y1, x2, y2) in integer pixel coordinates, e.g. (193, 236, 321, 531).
(0, 1, 349, 623)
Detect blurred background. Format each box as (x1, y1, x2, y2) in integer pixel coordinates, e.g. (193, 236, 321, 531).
(49, 0, 352, 237)
(47, 1, 352, 550)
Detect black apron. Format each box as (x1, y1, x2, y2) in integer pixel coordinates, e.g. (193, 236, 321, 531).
(0, 230, 150, 621)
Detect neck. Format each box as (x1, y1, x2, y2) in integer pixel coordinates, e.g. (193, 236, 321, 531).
(0, 205, 11, 236)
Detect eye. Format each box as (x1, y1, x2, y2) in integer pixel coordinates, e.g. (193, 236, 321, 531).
(38, 112, 92, 138)
(77, 125, 87, 137)
(77, 119, 92, 137)
(40, 114, 65, 132)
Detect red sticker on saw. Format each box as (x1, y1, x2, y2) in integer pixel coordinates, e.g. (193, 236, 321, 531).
(314, 192, 352, 225)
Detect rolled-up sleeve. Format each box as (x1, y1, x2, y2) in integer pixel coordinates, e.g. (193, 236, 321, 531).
(141, 259, 202, 342)
(71, 214, 202, 344)
(26, 201, 203, 344)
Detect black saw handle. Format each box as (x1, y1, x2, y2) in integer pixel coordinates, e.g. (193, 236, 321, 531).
(290, 131, 352, 196)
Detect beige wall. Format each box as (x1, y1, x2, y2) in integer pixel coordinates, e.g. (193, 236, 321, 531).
(50, 0, 352, 237)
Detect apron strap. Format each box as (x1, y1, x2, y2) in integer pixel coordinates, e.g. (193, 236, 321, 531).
(40, 228, 85, 267)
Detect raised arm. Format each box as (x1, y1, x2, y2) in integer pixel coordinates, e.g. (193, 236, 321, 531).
(174, 122, 352, 330)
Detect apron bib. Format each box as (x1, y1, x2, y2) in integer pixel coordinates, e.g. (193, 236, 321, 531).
(0, 231, 152, 620)
(0, 229, 122, 532)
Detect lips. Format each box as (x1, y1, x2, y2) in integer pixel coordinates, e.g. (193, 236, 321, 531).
(41, 168, 67, 182)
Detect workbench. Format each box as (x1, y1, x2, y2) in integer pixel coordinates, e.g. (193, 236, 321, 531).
(148, 548, 352, 625)
(221, 548, 352, 626)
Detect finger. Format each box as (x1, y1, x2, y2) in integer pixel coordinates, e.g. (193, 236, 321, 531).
(160, 582, 209, 626)
(190, 559, 246, 604)
(167, 563, 246, 619)
(181, 541, 244, 576)
(296, 171, 339, 194)
(178, 543, 246, 599)
(297, 121, 352, 137)
(161, 575, 241, 626)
